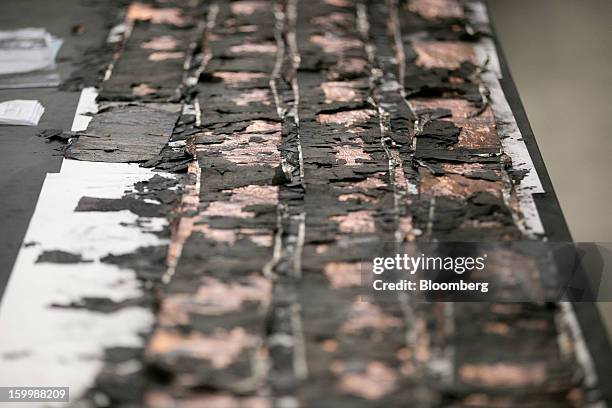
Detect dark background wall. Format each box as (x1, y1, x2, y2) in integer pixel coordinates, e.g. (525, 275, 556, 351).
(488, 0, 612, 242)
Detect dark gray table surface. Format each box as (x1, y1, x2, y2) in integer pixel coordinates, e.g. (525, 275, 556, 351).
(0, 0, 110, 296)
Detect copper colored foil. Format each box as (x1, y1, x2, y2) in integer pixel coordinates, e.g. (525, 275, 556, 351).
(413, 41, 475, 70)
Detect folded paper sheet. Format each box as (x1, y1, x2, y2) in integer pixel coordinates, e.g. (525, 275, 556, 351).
(0, 100, 45, 126)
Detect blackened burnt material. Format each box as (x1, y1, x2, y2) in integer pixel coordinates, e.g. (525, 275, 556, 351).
(145, 1, 279, 405)
(57, 0, 608, 407)
(99, 1, 206, 102)
(136, 0, 604, 406)
(66, 104, 181, 162)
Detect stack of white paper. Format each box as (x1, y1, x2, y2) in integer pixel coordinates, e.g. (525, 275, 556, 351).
(0, 100, 45, 126)
(0, 28, 63, 89)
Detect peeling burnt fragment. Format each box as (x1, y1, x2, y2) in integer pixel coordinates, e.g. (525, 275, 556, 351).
(414, 107, 452, 120)
(414, 138, 501, 163)
(102, 246, 169, 284)
(170, 115, 200, 141)
(398, 30, 487, 108)
(416, 119, 461, 146)
(412, 192, 519, 240)
(66, 104, 181, 163)
(134, 174, 179, 193)
(467, 191, 515, 220)
(141, 148, 193, 173)
(104, 346, 142, 363)
(35, 250, 92, 264)
(403, 61, 486, 109)
(38, 129, 74, 143)
(411, 99, 502, 151)
(421, 162, 503, 182)
(75, 196, 167, 218)
(199, 160, 278, 192)
(76, 173, 181, 219)
(51, 296, 152, 314)
(508, 167, 530, 184)
(140, 131, 196, 173)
